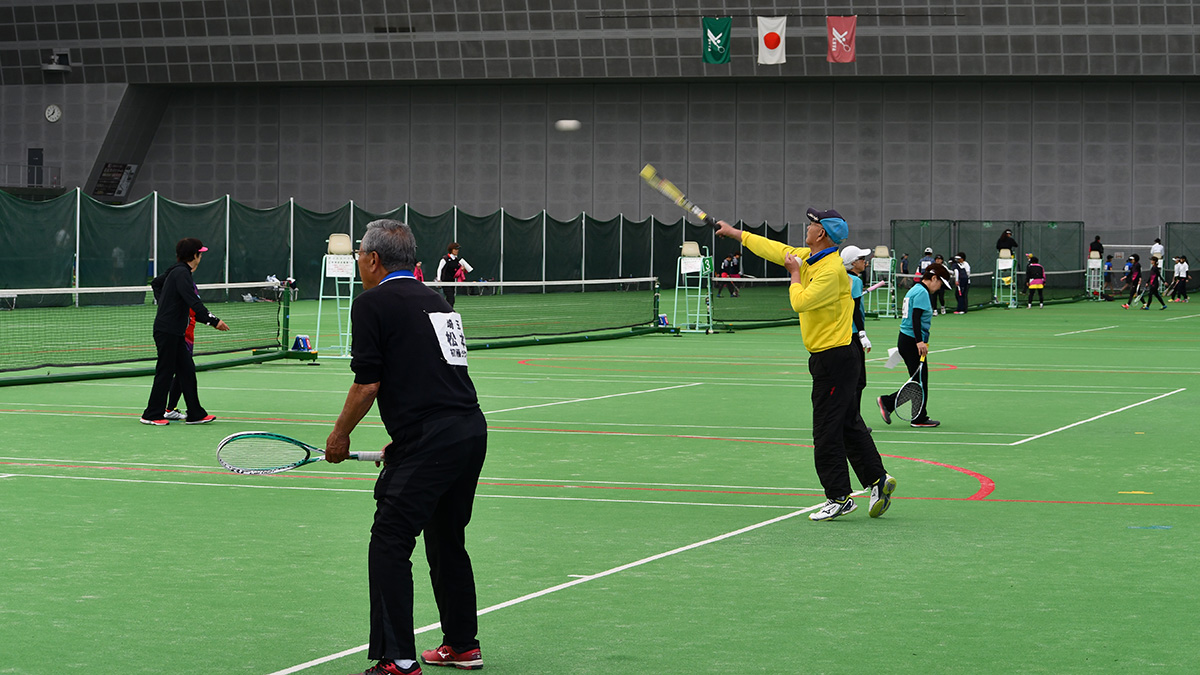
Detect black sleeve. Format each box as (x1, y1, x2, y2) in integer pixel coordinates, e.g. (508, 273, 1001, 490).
(349, 296, 383, 385)
(150, 272, 166, 301)
(911, 307, 928, 342)
(171, 270, 219, 326)
(853, 296, 865, 333)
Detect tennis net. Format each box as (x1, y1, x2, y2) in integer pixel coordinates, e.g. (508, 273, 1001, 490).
(711, 277, 797, 327)
(0, 281, 288, 374)
(423, 277, 659, 343)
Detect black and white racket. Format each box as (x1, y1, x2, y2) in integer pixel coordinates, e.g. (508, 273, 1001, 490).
(217, 431, 382, 475)
(893, 355, 926, 423)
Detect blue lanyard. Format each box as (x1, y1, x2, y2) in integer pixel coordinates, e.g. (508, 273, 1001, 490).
(805, 246, 839, 266)
(379, 270, 415, 285)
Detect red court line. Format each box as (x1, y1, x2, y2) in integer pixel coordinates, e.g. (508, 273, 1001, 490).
(882, 453, 995, 500)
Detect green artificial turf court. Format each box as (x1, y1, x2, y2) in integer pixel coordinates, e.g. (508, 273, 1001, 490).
(1, 299, 1198, 674)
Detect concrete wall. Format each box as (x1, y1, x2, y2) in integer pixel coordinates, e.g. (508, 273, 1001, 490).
(0, 82, 126, 188)
(124, 80, 1200, 247)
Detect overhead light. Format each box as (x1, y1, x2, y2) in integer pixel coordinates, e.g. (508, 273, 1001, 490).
(41, 49, 72, 73)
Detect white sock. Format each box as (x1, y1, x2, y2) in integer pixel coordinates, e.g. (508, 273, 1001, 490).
(393, 660, 416, 670)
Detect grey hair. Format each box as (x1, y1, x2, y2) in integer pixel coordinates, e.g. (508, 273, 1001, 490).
(361, 219, 417, 272)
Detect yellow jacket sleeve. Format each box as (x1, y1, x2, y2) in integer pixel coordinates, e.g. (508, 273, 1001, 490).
(739, 230, 809, 267)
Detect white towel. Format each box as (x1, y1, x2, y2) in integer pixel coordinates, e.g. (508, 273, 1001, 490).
(884, 347, 902, 369)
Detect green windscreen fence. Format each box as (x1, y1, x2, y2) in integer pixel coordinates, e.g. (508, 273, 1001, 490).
(0, 190, 76, 296)
(16, 189, 1107, 311)
(456, 210, 501, 283)
(892, 219, 1087, 304)
(954, 220, 1019, 273)
(739, 222, 768, 277)
(1020, 221, 1084, 300)
(1166, 223, 1199, 292)
(891, 220, 953, 264)
(652, 217, 683, 288)
(501, 212, 544, 284)
(292, 203, 350, 299)
(406, 206, 455, 281)
(546, 214, 583, 281)
(156, 197, 226, 286)
(78, 194, 154, 305)
(583, 214, 621, 280)
(229, 201, 290, 284)
(621, 216, 652, 279)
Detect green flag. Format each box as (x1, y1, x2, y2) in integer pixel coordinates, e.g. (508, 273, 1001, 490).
(702, 17, 731, 64)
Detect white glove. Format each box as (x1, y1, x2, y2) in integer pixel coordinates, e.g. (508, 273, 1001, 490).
(858, 331, 872, 353)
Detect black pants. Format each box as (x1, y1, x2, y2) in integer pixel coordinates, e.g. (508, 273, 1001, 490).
(443, 287, 456, 308)
(1028, 287, 1044, 305)
(880, 332, 930, 423)
(166, 342, 194, 411)
(1128, 283, 1140, 304)
(142, 332, 205, 420)
(808, 344, 887, 499)
(1143, 284, 1166, 307)
(369, 411, 488, 662)
(955, 285, 969, 312)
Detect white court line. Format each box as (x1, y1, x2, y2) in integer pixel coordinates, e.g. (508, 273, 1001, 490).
(867, 345, 975, 361)
(1164, 313, 1200, 321)
(1010, 388, 1186, 446)
(483, 382, 703, 415)
(1054, 325, 1117, 336)
(0, 472, 816, 511)
(264, 495, 849, 675)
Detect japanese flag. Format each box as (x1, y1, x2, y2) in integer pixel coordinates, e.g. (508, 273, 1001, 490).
(757, 16, 787, 65)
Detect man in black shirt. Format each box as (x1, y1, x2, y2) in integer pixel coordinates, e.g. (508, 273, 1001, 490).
(325, 219, 487, 675)
(140, 238, 229, 426)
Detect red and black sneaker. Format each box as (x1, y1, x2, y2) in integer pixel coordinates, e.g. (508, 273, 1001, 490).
(876, 396, 892, 425)
(353, 660, 421, 675)
(185, 414, 216, 425)
(420, 645, 482, 670)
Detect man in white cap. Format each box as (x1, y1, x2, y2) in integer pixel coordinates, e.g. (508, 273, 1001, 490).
(714, 209, 896, 522)
(918, 247, 935, 276)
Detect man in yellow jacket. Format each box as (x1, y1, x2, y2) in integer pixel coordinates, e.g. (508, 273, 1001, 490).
(715, 208, 896, 521)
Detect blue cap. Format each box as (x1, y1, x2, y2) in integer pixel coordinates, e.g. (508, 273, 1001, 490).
(820, 217, 848, 245)
(806, 207, 848, 244)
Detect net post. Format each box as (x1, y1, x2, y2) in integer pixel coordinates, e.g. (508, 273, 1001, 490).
(288, 197, 295, 280)
(224, 194, 231, 284)
(152, 191, 159, 278)
(73, 187, 81, 307)
(280, 284, 290, 353)
(653, 279, 661, 327)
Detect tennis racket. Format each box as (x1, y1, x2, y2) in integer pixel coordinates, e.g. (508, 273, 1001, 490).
(639, 164, 718, 228)
(1130, 283, 1146, 306)
(217, 431, 383, 475)
(893, 355, 926, 423)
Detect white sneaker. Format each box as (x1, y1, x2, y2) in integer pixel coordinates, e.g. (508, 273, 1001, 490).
(869, 474, 897, 518)
(809, 496, 858, 521)
(164, 409, 186, 420)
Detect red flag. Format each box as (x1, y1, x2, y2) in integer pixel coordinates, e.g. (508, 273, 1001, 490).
(826, 16, 857, 63)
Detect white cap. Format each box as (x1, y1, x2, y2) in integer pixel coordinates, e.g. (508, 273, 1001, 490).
(841, 245, 872, 269)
